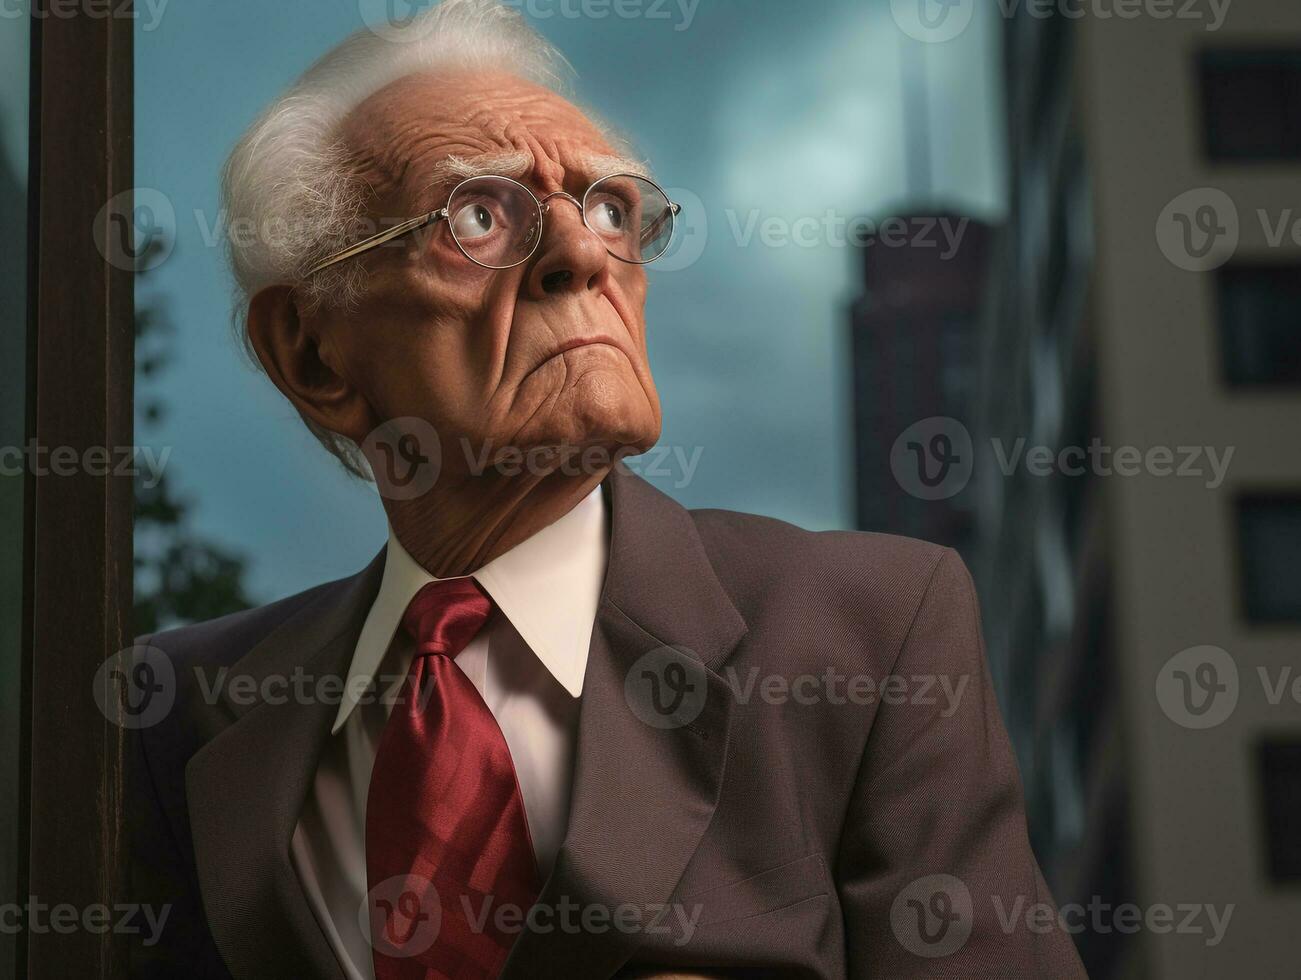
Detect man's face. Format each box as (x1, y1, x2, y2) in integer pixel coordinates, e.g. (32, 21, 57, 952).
(317, 70, 662, 480)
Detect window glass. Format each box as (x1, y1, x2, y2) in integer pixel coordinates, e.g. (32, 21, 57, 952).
(0, 12, 30, 978)
(1216, 264, 1301, 388)
(1200, 49, 1301, 162)
(1238, 495, 1301, 623)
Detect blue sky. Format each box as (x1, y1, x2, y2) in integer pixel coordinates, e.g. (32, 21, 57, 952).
(134, 0, 1005, 603)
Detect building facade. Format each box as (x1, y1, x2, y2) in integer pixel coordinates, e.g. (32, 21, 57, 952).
(970, 2, 1301, 977)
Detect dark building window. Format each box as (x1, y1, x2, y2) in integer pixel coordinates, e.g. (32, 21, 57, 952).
(1216, 265, 1301, 387)
(1199, 49, 1301, 161)
(1237, 496, 1301, 623)
(1258, 739, 1301, 883)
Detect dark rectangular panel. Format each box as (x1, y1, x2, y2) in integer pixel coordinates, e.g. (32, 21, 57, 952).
(0, 9, 33, 980)
(1236, 495, 1301, 623)
(1258, 739, 1301, 883)
(1216, 264, 1301, 388)
(1200, 49, 1301, 162)
(27, 2, 134, 977)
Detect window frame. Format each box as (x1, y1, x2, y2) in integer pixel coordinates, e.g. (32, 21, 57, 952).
(22, 4, 134, 977)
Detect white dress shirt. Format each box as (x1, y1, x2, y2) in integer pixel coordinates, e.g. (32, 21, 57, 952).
(290, 488, 607, 980)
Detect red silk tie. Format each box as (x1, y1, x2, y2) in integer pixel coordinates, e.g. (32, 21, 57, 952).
(365, 578, 541, 980)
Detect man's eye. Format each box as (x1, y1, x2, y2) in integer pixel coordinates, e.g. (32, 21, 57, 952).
(589, 201, 626, 234)
(451, 204, 496, 241)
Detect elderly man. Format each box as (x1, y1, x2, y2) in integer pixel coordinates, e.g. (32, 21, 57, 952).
(127, 1, 1086, 978)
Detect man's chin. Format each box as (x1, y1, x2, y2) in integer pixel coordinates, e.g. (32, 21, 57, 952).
(564, 382, 660, 453)
(494, 396, 658, 476)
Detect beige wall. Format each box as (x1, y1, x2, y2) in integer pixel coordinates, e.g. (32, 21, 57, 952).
(1077, 3, 1301, 976)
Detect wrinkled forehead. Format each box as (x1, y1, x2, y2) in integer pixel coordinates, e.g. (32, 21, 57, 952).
(338, 70, 643, 208)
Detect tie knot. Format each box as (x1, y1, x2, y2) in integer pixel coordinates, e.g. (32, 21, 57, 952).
(400, 579, 493, 659)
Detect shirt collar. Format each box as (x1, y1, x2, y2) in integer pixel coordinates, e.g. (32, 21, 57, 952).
(330, 487, 607, 734)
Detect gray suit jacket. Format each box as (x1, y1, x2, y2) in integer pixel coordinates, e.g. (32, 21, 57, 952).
(128, 465, 1086, 978)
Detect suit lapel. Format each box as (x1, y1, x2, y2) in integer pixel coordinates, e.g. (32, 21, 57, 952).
(186, 468, 745, 979)
(501, 466, 749, 977)
(186, 552, 386, 980)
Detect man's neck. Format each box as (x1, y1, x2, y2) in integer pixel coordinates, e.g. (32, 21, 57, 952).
(385, 467, 608, 579)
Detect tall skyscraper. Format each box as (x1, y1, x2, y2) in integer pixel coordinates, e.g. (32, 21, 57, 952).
(849, 211, 992, 560)
(973, 3, 1301, 977)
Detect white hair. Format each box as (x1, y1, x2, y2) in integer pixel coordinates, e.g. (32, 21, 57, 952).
(220, 0, 582, 475)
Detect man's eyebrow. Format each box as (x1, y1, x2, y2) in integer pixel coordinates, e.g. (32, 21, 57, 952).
(422, 149, 656, 200)
(426, 151, 534, 187)
(578, 152, 653, 181)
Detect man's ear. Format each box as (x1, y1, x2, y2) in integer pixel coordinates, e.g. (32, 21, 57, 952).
(246, 284, 375, 444)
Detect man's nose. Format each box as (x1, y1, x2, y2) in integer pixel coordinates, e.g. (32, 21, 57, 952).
(526, 193, 610, 298)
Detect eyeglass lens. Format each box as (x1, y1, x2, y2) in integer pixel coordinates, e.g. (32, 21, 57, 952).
(444, 174, 675, 269)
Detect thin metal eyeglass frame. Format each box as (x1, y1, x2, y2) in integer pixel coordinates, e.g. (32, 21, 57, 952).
(305, 172, 682, 276)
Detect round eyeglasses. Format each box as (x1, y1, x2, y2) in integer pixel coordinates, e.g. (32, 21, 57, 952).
(306, 173, 681, 276)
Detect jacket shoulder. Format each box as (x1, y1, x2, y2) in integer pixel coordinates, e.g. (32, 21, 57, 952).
(687, 506, 966, 666)
(138, 577, 342, 671)
(689, 505, 952, 591)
